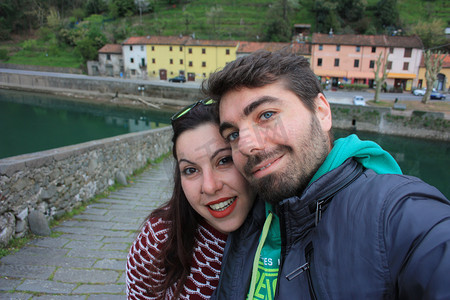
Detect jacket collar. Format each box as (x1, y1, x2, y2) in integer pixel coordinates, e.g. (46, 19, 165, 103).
(277, 158, 364, 248)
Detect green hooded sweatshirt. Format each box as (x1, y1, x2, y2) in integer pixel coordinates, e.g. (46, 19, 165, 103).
(247, 134, 402, 300)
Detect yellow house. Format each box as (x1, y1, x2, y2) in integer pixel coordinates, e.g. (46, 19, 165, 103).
(417, 54, 450, 91)
(124, 35, 238, 81)
(183, 39, 239, 81)
(144, 36, 191, 79)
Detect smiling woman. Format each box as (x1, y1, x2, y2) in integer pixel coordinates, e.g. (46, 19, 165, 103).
(126, 100, 255, 299)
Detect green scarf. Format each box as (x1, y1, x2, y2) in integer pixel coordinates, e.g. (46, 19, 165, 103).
(247, 134, 402, 299)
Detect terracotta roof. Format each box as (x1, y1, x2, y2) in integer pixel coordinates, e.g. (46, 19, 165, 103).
(312, 33, 423, 48)
(237, 41, 311, 55)
(122, 35, 190, 45)
(420, 53, 450, 68)
(98, 44, 122, 54)
(185, 39, 238, 47)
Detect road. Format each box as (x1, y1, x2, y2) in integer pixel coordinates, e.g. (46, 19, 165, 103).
(1, 68, 446, 105)
(323, 90, 436, 105)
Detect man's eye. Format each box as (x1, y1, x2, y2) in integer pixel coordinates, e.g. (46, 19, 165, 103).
(227, 132, 239, 142)
(260, 111, 274, 120)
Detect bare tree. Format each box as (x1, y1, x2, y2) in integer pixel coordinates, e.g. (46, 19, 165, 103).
(373, 51, 389, 103)
(206, 5, 223, 38)
(422, 50, 447, 104)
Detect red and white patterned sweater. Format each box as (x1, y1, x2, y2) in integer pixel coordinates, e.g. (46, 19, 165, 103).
(126, 216, 228, 299)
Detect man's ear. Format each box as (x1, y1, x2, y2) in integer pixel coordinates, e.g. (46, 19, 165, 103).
(315, 93, 332, 132)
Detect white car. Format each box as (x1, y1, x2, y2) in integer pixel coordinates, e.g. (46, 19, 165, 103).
(413, 88, 426, 96)
(353, 95, 365, 106)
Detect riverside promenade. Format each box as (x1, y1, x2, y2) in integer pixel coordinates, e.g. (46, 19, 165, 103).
(0, 158, 174, 299)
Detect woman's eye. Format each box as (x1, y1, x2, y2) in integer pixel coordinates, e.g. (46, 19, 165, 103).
(260, 111, 274, 120)
(218, 156, 233, 165)
(227, 131, 239, 142)
(183, 167, 197, 175)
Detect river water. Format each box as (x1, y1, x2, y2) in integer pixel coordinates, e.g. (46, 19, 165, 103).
(1, 89, 449, 198)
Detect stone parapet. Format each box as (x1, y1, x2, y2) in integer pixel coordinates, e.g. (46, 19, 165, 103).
(0, 126, 172, 246)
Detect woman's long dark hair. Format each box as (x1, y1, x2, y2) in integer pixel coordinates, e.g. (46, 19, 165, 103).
(148, 103, 219, 299)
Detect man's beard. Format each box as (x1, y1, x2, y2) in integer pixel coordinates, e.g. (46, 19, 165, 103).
(243, 116, 330, 206)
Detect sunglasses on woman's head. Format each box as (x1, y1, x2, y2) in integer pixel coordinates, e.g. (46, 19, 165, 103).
(170, 98, 215, 122)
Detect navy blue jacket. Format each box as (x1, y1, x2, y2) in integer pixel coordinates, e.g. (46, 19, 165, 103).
(213, 159, 450, 299)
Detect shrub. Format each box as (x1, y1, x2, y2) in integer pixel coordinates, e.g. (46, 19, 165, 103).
(0, 49, 8, 61)
(340, 83, 369, 90)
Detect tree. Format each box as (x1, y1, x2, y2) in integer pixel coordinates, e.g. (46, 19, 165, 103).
(375, 0, 398, 29)
(373, 51, 389, 103)
(84, 0, 108, 15)
(313, 0, 341, 34)
(337, 0, 365, 23)
(206, 5, 223, 39)
(182, 10, 193, 35)
(262, 0, 298, 42)
(410, 20, 447, 51)
(109, 0, 135, 18)
(422, 50, 447, 104)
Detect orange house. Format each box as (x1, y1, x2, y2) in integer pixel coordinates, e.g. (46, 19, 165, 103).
(311, 33, 423, 91)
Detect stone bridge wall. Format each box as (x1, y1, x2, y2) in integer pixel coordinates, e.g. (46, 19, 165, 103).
(0, 126, 172, 246)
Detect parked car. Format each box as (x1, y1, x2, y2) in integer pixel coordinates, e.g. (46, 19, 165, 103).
(413, 88, 426, 96)
(353, 95, 366, 106)
(430, 91, 446, 100)
(168, 75, 186, 83)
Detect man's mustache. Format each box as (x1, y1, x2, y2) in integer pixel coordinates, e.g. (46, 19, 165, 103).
(243, 145, 292, 177)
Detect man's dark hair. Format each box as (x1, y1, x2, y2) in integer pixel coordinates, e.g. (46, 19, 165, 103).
(202, 49, 323, 113)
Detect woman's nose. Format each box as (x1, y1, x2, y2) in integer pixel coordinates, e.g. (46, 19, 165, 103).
(201, 169, 223, 195)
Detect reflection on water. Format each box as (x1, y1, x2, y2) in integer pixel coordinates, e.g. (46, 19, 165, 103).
(0, 89, 172, 159)
(334, 128, 450, 199)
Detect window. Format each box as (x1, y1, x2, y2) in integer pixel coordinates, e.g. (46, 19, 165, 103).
(202, 61, 206, 67)
(403, 62, 409, 71)
(386, 61, 392, 69)
(404, 48, 412, 58)
(141, 58, 145, 67)
(319, 44, 323, 51)
(131, 69, 136, 75)
(371, 46, 376, 53)
(130, 46, 133, 51)
(151, 46, 155, 51)
(152, 58, 155, 64)
(389, 47, 394, 54)
(130, 58, 134, 63)
(180, 59, 183, 65)
(180, 46, 183, 51)
(170, 59, 173, 64)
(317, 58, 322, 66)
(356, 46, 360, 52)
(226, 49, 230, 55)
(189, 61, 193, 67)
(354, 59, 359, 68)
(334, 58, 339, 67)
(140, 46, 144, 51)
(336, 45, 340, 51)
(106, 54, 111, 60)
(202, 48, 206, 54)
(189, 48, 192, 54)
(369, 60, 375, 68)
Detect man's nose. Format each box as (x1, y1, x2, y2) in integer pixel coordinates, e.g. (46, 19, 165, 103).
(237, 125, 265, 156)
(201, 169, 223, 195)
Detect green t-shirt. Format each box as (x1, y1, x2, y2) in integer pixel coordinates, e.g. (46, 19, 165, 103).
(250, 207, 281, 300)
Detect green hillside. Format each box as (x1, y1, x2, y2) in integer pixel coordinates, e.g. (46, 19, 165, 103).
(0, 0, 448, 69)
